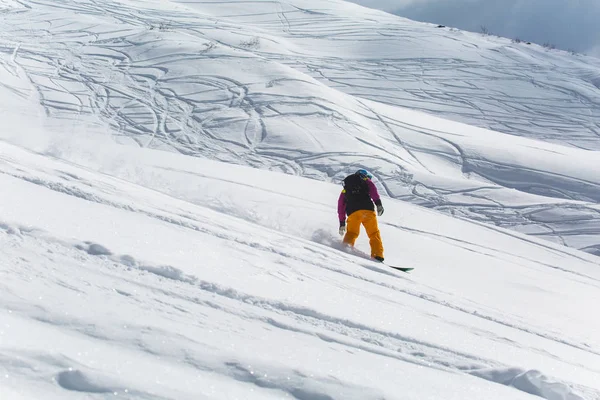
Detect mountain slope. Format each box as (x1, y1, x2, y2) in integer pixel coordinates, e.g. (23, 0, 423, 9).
(1, 138, 600, 399)
(2, 0, 599, 253)
(1, 1, 600, 398)
(175, 0, 600, 149)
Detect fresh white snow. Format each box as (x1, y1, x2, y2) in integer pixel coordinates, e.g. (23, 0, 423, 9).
(3, 0, 600, 252)
(1, 0, 600, 399)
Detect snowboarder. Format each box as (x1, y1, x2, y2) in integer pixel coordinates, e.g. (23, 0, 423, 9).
(337, 169, 385, 261)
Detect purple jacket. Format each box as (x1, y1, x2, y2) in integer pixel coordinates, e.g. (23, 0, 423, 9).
(338, 179, 381, 222)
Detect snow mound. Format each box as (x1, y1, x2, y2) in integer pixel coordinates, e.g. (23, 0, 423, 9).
(56, 369, 120, 394)
(76, 242, 112, 256)
(471, 367, 585, 400)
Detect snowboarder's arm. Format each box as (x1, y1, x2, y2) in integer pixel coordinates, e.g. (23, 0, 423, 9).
(337, 191, 346, 223)
(367, 180, 382, 207)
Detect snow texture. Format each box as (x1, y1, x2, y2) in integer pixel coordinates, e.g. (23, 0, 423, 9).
(0, 0, 600, 399)
(2, 0, 599, 253)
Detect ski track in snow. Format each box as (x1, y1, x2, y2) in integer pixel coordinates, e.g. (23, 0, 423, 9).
(1, 0, 600, 254)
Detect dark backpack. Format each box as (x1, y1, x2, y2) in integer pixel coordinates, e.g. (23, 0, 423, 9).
(343, 174, 368, 196)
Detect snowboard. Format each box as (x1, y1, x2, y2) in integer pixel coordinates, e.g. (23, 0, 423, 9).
(338, 242, 414, 272)
(384, 264, 414, 273)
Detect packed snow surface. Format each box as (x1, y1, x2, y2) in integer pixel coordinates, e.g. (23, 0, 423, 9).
(1, 0, 600, 399)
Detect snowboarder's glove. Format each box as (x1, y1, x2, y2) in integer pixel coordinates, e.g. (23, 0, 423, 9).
(374, 200, 384, 216)
(339, 221, 346, 236)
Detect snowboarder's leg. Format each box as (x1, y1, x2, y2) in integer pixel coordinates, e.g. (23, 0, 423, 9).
(363, 211, 384, 259)
(343, 211, 362, 246)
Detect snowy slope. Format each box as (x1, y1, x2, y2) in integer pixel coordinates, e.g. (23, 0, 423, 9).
(1, 0, 600, 399)
(2, 134, 600, 399)
(2, 0, 599, 253)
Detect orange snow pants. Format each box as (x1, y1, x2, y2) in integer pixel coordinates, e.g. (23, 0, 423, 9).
(343, 210, 384, 259)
